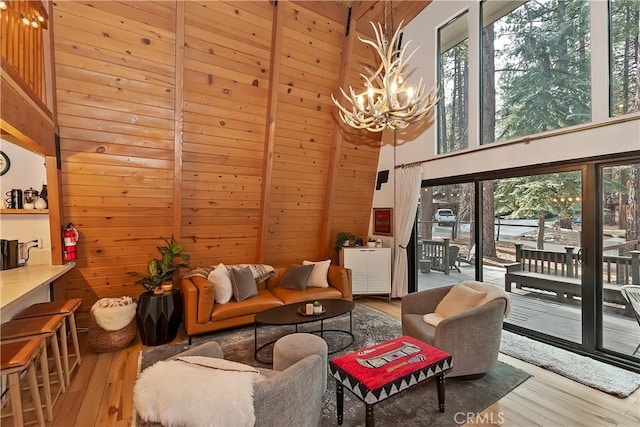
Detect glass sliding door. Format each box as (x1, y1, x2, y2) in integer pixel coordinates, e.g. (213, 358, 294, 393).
(601, 162, 640, 359)
(415, 184, 476, 291)
(493, 170, 583, 343)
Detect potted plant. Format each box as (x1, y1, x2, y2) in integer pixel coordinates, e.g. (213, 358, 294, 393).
(335, 231, 356, 252)
(128, 236, 190, 294)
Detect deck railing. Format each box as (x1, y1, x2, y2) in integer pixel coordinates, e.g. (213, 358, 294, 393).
(514, 243, 640, 285)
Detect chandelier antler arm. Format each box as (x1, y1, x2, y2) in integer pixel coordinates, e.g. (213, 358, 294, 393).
(331, 18, 441, 132)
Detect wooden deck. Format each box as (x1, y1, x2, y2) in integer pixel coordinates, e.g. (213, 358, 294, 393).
(416, 263, 640, 358)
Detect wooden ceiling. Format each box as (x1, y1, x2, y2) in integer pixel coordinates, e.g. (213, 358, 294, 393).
(295, 0, 432, 38)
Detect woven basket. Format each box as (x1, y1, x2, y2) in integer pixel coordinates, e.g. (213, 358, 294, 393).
(88, 313, 137, 353)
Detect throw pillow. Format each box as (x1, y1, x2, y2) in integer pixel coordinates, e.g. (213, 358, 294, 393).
(303, 259, 331, 288)
(191, 276, 215, 323)
(278, 264, 314, 290)
(434, 283, 487, 319)
(208, 263, 234, 304)
(231, 266, 258, 302)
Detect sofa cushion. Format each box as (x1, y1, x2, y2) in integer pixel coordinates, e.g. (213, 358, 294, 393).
(231, 266, 258, 302)
(208, 263, 234, 304)
(278, 264, 314, 290)
(435, 283, 487, 319)
(191, 276, 215, 323)
(270, 286, 343, 305)
(303, 259, 331, 288)
(211, 289, 283, 321)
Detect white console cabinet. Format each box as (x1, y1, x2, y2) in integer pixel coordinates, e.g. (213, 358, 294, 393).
(339, 247, 391, 296)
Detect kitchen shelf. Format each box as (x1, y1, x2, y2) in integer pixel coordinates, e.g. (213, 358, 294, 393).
(0, 209, 49, 214)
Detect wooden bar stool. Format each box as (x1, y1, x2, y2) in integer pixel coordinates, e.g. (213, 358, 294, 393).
(1, 315, 67, 398)
(0, 338, 47, 427)
(13, 298, 83, 385)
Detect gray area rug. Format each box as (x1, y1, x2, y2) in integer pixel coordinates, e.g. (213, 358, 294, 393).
(500, 330, 640, 398)
(142, 304, 530, 426)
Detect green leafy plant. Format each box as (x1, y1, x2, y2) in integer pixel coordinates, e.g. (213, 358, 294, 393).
(334, 231, 356, 252)
(128, 236, 190, 291)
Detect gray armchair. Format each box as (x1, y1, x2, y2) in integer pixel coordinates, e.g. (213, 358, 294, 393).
(401, 281, 510, 378)
(140, 341, 324, 427)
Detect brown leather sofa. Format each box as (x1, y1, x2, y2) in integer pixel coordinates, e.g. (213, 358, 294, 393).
(180, 265, 353, 338)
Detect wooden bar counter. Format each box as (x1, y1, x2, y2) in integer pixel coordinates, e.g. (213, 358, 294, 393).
(0, 263, 75, 310)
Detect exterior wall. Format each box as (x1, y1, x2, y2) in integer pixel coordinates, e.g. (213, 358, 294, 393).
(372, 0, 640, 220)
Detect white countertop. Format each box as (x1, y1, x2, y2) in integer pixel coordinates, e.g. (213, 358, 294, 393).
(0, 263, 76, 309)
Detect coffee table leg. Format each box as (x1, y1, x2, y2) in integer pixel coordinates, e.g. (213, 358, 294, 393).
(336, 383, 344, 425)
(365, 404, 375, 427)
(437, 373, 446, 412)
(254, 324, 258, 359)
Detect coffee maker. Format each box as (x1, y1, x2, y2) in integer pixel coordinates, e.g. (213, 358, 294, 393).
(0, 239, 19, 270)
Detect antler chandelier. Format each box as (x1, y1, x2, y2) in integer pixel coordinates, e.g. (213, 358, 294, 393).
(332, 20, 440, 133)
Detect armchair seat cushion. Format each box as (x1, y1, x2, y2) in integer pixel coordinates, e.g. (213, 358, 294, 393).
(402, 313, 436, 345)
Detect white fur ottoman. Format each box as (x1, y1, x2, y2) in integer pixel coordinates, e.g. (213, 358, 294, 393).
(273, 333, 328, 391)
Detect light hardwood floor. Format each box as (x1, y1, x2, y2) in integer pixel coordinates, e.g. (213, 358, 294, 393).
(17, 298, 640, 426)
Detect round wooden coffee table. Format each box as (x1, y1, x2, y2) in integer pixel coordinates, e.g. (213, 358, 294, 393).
(254, 299, 355, 363)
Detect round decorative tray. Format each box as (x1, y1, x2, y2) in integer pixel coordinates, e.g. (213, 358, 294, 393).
(297, 305, 326, 316)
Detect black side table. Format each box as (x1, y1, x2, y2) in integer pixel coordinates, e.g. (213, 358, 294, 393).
(136, 289, 182, 346)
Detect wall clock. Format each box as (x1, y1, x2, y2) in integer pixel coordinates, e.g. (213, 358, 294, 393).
(0, 151, 9, 176)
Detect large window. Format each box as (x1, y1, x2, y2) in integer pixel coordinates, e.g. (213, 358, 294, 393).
(481, 0, 591, 143)
(610, 0, 640, 116)
(438, 11, 469, 154)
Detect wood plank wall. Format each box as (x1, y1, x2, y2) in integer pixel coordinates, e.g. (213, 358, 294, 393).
(52, 0, 381, 324)
(53, 1, 177, 322)
(181, 1, 272, 265)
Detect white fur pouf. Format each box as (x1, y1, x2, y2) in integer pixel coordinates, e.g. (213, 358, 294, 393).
(134, 357, 261, 426)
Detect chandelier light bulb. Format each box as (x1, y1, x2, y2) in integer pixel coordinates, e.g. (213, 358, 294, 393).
(21, 14, 30, 26)
(332, 21, 440, 132)
(31, 19, 39, 28)
(0, 1, 6, 11)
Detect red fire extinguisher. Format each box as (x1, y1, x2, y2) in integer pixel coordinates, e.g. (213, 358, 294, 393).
(63, 223, 79, 261)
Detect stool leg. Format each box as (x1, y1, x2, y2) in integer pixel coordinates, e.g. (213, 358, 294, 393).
(38, 344, 53, 421)
(27, 363, 45, 427)
(48, 334, 66, 393)
(59, 320, 70, 385)
(68, 312, 82, 366)
(8, 372, 24, 427)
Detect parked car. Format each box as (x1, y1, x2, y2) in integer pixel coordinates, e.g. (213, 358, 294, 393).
(435, 209, 456, 226)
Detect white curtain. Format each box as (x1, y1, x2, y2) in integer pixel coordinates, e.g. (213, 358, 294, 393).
(391, 165, 423, 298)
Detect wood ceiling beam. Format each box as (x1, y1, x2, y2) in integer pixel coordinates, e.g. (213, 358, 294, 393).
(173, 0, 185, 241)
(319, 6, 358, 260)
(258, 0, 284, 263)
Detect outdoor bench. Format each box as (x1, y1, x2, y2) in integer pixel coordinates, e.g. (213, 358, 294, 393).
(504, 244, 638, 312)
